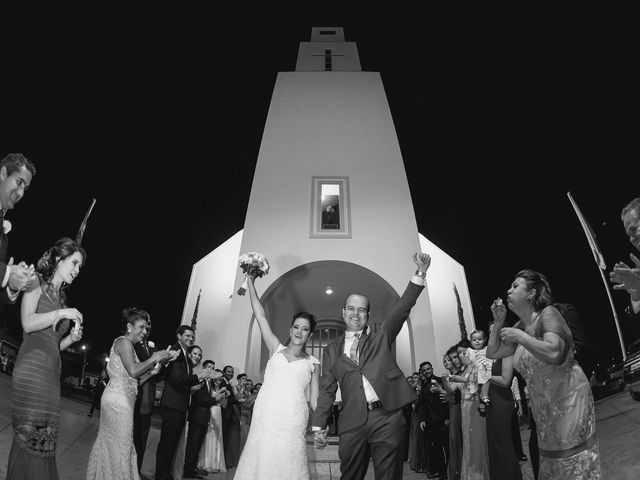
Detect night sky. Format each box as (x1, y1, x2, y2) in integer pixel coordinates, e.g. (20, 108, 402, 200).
(1, 7, 637, 373)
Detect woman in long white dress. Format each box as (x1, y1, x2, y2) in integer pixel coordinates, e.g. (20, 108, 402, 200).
(233, 275, 320, 480)
(197, 369, 229, 473)
(86, 308, 174, 480)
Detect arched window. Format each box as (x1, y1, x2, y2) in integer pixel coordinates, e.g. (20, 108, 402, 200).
(306, 320, 345, 371)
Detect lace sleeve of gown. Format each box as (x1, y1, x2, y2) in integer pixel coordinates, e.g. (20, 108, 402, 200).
(271, 343, 286, 357)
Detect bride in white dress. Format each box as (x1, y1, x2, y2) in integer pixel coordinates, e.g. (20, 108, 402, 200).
(233, 275, 320, 480)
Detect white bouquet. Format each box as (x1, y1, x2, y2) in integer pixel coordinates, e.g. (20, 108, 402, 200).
(237, 251, 270, 295)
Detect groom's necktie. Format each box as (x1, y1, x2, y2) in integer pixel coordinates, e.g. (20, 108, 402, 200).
(349, 333, 361, 365)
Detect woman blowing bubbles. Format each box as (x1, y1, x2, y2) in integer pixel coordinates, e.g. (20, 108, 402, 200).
(8, 237, 86, 479)
(487, 269, 600, 479)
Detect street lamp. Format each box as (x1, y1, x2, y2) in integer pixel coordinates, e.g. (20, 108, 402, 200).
(80, 345, 88, 387)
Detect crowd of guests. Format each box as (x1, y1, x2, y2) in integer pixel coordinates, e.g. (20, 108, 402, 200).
(179, 340, 262, 478)
(405, 330, 528, 480)
(2, 145, 638, 480)
(87, 318, 263, 480)
(0, 152, 269, 480)
(402, 267, 605, 480)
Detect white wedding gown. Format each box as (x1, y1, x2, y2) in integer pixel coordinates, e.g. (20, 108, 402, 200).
(234, 344, 319, 480)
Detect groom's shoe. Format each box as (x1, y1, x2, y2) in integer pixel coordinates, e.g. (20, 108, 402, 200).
(194, 467, 208, 476)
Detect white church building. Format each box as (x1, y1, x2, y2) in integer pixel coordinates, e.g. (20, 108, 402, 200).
(180, 28, 476, 382)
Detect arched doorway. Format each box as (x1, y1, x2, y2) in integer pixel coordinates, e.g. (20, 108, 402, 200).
(305, 319, 345, 372)
(244, 260, 416, 380)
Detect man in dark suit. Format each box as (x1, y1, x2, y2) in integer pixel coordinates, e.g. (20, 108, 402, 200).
(184, 360, 225, 478)
(155, 325, 217, 480)
(417, 361, 448, 479)
(0, 153, 37, 310)
(133, 319, 156, 472)
(313, 252, 431, 480)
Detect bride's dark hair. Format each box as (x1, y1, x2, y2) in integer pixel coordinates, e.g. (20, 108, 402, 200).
(36, 237, 87, 304)
(291, 311, 317, 332)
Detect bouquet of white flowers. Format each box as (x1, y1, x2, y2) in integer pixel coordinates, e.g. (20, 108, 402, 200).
(237, 251, 270, 295)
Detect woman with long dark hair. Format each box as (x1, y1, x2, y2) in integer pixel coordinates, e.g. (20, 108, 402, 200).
(8, 237, 86, 479)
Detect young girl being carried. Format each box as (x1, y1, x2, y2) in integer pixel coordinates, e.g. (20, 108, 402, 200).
(467, 329, 494, 416)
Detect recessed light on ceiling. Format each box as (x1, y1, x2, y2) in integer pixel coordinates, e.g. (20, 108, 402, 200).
(325, 285, 333, 295)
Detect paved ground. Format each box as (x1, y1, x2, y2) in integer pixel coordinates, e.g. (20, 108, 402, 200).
(1, 372, 639, 479)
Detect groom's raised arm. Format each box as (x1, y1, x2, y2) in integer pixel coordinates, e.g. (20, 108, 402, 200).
(385, 253, 431, 341)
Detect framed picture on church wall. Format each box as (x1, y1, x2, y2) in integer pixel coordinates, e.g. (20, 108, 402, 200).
(310, 176, 352, 238)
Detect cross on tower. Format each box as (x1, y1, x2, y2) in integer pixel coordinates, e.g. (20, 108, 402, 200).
(312, 49, 344, 71)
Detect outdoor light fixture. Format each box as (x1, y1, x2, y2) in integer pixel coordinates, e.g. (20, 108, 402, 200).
(325, 285, 333, 295)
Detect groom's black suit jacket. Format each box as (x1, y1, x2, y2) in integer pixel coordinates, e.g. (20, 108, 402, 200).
(313, 281, 423, 434)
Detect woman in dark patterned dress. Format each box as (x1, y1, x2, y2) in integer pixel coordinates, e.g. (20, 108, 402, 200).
(8, 237, 86, 479)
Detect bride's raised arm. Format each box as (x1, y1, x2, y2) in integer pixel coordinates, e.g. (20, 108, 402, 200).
(246, 275, 280, 355)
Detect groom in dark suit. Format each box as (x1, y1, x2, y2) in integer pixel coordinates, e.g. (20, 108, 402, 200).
(313, 252, 431, 480)
(155, 325, 217, 480)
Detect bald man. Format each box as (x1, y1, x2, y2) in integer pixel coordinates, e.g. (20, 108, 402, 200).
(312, 252, 431, 480)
